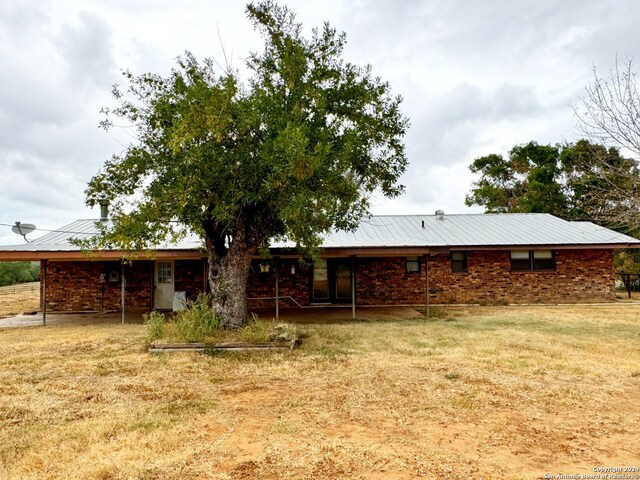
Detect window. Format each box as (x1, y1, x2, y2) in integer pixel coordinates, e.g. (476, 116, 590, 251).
(451, 251, 467, 272)
(510, 250, 531, 271)
(532, 250, 555, 270)
(156, 261, 172, 283)
(312, 259, 329, 299)
(405, 256, 421, 273)
(510, 250, 556, 271)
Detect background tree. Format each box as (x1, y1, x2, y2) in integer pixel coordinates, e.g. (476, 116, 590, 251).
(0, 262, 40, 287)
(466, 139, 640, 276)
(84, 1, 408, 328)
(575, 58, 640, 158)
(466, 139, 639, 232)
(465, 141, 567, 216)
(573, 58, 640, 233)
(560, 139, 639, 233)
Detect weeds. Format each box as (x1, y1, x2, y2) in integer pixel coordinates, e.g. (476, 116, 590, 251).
(145, 295, 296, 345)
(173, 294, 219, 342)
(144, 310, 166, 342)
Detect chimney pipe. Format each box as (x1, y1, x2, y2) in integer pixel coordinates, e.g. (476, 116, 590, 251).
(99, 200, 109, 221)
(421, 220, 425, 228)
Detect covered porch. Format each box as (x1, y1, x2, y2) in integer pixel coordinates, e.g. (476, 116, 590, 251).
(0, 305, 425, 329)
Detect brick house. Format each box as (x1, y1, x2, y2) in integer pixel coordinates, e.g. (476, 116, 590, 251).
(0, 212, 638, 316)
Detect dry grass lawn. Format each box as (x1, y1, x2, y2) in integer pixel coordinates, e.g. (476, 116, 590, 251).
(1, 305, 639, 479)
(0, 285, 39, 318)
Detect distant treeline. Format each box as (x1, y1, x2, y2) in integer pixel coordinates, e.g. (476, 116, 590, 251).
(0, 262, 40, 286)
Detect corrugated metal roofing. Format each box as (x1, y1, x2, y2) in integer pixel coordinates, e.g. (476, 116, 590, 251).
(0, 213, 638, 252)
(0, 219, 204, 252)
(300, 214, 640, 248)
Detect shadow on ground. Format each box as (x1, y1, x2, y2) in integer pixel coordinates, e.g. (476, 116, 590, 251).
(0, 306, 426, 328)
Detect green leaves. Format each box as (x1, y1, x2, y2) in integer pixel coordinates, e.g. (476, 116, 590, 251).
(466, 142, 566, 215)
(0, 262, 39, 286)
(466, 139, 640, 235)
(85, 0, 408, 260)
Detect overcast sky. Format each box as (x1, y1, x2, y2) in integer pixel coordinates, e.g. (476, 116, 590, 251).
(1, 0, 639, 245)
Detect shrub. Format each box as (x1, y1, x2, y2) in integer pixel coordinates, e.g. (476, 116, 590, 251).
(144, 310, 166, 342)
(145, 296, 296, 346)
(239, 316, 297, 344)
(174, 294, 220, 342)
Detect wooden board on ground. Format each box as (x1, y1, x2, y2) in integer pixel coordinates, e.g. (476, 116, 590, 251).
(149, 341, 296, 353)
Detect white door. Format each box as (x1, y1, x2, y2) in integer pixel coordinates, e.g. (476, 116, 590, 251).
(154, 261, 174, 309)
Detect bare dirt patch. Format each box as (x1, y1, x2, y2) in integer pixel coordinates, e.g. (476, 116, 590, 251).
(0, 304, 639, 479)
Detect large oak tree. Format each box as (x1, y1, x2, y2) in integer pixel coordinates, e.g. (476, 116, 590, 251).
(84, 1, 408, 328)
(465, 139, 639, 235)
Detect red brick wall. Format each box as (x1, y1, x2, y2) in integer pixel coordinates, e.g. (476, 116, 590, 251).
(426, 249, 615, 304)
(174, 260, 207, 302)
(126, 261, 154, 309)
(261, 250, 613, 306)
(356, 256, 427, 305)
(41, 260, 153, 312)
(39, 249, 616, 312)
(247, 259, 310, 308)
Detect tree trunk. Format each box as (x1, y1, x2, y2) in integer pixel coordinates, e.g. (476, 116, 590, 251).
(205, 214, 267, 329)
(207, 241, 254, 329)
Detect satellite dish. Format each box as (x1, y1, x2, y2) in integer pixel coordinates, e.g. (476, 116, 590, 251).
(12, 222, 36, 242)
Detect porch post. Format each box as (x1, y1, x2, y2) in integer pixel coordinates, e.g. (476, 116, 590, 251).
(275, 257, 279, 322)
(42, 260, 47, 326)
(351, 257, 356, 320)
(121, 262, 125, 325)
(425, 254, 429, 319)
(202, 258, 207, 293)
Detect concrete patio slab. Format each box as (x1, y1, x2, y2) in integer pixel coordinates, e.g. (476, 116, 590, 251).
(0, 306, 425, 329)
(0, 311, 146, 329)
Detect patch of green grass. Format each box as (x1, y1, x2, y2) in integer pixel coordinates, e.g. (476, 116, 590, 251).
(145, 297, 298, 346)
(237, 318, 297, 344)
(129, 418, 169, 432)
(270, 420, 300, 435)
(157, 398, 216, 419)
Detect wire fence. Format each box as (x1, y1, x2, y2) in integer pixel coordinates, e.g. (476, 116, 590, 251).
(0, 282, 40, 296)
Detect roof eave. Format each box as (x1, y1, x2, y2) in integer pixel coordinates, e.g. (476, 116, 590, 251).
(0, 249, 205, 261)
(2, 242, 638, 262)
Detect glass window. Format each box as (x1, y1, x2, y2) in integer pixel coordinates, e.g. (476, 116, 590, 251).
(451, 251, 467, 273)
(406, 256, 421, 273)
(157, 262, 172, 283)
(313, 259, 329, 299)
(511, 250, 556, 271)
(510, 251, 531, 271)
(533, 250, 555, 270)
(335, 262, 352, 299)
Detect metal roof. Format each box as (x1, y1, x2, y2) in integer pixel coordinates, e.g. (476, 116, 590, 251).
(0, 219, 204, 252)
(0, 213, 638, 253)
(298, 214, 640, 248)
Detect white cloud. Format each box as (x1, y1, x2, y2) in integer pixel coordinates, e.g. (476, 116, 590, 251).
(1, 0, 640, 244)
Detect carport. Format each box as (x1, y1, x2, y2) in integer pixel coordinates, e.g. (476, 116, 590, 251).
(0, 249, 132, 326)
